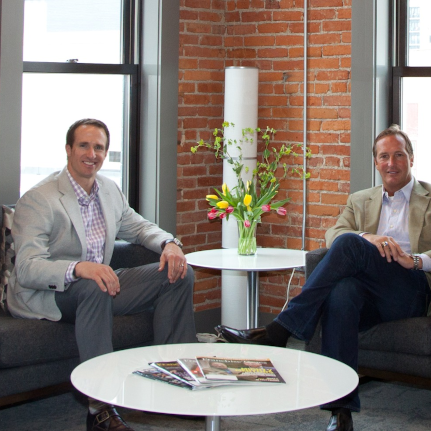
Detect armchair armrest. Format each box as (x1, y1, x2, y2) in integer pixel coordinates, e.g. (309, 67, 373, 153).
(305, 248, 328, 280)
(110, 241, 161, 271)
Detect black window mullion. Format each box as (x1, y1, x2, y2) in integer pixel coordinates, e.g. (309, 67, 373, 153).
(393, 66, 431, 77)
(128, 73, 140, 209)
(122, 0, 136, 64)
(23, 62, 137, 75)
(392, 73, 401, 125)
(398, 0, 408, 67)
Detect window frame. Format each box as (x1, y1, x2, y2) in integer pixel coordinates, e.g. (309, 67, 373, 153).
(22, 0, 141, 207)
(392, 0, 431, 125)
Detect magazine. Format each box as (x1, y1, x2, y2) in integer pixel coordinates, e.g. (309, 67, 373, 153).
(177, 358, 227, 386)
(133, 356, 286, 390)
(148, 360, 215, 389)
(133, 367, 196, 390)
(195, 356, 285, 383)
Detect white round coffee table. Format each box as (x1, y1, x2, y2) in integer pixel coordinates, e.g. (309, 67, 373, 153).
(71, 343, 358, 431)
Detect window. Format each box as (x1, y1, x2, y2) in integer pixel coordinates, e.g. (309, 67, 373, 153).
(21, 0, 139, 202)
(393, 0, 431, 183)
(408, 6, 420, 49)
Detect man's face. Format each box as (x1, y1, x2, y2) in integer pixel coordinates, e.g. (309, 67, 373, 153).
(374, 134, 413, 196)
(66, 125, 108, 188)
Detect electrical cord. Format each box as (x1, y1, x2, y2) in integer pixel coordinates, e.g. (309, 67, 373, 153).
(281, 268, 296, 311)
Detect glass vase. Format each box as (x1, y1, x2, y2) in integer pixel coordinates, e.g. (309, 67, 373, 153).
(237, 220, 257, 255)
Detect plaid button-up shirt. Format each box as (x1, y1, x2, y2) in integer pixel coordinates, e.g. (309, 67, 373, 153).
(65, 169, 107, 283)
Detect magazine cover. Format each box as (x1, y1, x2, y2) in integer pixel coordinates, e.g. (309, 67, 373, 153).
(195, 357, 286, 383)
(133, 367, 195, 390)
(178, 358, 227, 386)
(149, 361, 203, 387)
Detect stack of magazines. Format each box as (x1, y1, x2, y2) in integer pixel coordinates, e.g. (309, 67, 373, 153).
(133, 356, 285, 390)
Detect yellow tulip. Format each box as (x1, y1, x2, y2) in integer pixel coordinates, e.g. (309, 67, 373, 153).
(247, 206, 252, 212)
(243, 194, 252, 206)
(222, 183, 229, 195)
(216, 201, 229, 209)
(206, 195, 219, 201)
(246, 180, 251, 191)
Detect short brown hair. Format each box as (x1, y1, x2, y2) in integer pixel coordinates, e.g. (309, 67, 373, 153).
(373, 124, 413, 158)
(66, 118, 110, 151)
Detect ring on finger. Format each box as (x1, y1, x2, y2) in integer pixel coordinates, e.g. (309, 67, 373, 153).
(179, 263, 184, 267)
(381, 241, 389, 247)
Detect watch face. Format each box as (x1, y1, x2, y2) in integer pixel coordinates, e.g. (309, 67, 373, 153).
(174, 238, 183, 248)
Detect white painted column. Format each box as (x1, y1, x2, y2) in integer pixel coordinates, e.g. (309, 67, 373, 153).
(221, 67, 259, 328)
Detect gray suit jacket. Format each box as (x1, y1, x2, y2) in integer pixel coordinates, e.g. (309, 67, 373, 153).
(8, 168, 172, 321)
(325, 179, 431, 288)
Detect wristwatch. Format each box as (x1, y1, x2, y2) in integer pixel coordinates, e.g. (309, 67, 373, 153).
(162, 238, 183, 250)
(412, 254, 420, 270)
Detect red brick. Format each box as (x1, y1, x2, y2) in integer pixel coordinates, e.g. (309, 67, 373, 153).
(200, 35, 224, 46)
(323, 95, 351, 106)
(244, 36, 276, 46)
(321, 119, 351, 131)
(322, 20, 351, 33)
(177, 1, 352, 311)
(309, 9, 337, 20)
(321, 193, 348, 205)
(242, 11, 273, 21)
(273, 10, 304, 21)
(308, 58, 341, 70)
(309, 33, 341, 46)
(276, 35, 306, 46)
(184, 0, 211, 8)
(198, 11, 224, 22)
(320, 168, 350, 181)
(258, 22, 289, 33)
(323, 44, 351, 57)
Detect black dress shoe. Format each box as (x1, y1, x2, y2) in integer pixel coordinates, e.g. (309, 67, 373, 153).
(87, 406, 134, 431)
(215, 325, 276, 346)
(326, 408, 353, 431)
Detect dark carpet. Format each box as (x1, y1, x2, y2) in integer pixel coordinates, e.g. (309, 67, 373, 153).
(1, 379, 430, 430)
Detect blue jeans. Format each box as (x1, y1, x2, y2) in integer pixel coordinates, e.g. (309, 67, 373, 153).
(275, 233, 430, 411)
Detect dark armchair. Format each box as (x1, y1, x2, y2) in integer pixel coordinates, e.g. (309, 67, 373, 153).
(305, 248, 431, 386)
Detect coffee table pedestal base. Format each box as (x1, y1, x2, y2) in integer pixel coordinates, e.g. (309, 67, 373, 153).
(206, 415, 220, 431)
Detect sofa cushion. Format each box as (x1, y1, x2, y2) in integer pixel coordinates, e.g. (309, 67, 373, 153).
(0, 308, 153, 368)
(0, 205, 15, 311)
(358, 316, 431, 356)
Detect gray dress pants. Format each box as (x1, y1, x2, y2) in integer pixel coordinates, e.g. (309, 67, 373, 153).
(55, 263, 196, 362)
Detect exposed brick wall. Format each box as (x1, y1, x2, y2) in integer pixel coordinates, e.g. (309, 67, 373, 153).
(178, 0, 351, 315)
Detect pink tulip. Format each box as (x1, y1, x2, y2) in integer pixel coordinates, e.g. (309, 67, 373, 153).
(219, 212, 227, 219)
(210, 207, 218, 213)
(244, 220, 251, 228)
(277, 207, 287, 216)
(208, 211, 218, 220)
(226, 205, 234, 213)
(262, 204, 271, 212)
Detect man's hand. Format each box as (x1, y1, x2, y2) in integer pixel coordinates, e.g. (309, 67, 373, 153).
(74, 262, 120, 296)
(362, 233, 417, 269)
(159, 242, 187, 283)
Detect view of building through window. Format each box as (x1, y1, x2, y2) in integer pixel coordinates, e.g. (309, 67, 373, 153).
(20, 0, 126, 196)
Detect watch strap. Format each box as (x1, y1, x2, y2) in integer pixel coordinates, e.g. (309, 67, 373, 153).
(412, 254, 420, 270)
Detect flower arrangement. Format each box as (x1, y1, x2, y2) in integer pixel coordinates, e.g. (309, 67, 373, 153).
(191, 122, 311, 254)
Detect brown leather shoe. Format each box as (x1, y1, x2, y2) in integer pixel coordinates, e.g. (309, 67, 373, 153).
(326, 408, 353, 431)
(86, 406, 134, 431)
(215, 325, 276, 345)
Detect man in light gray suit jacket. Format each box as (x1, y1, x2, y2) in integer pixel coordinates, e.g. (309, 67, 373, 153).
(8, 119, 196, 431)
(217, 125, 431, 431)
